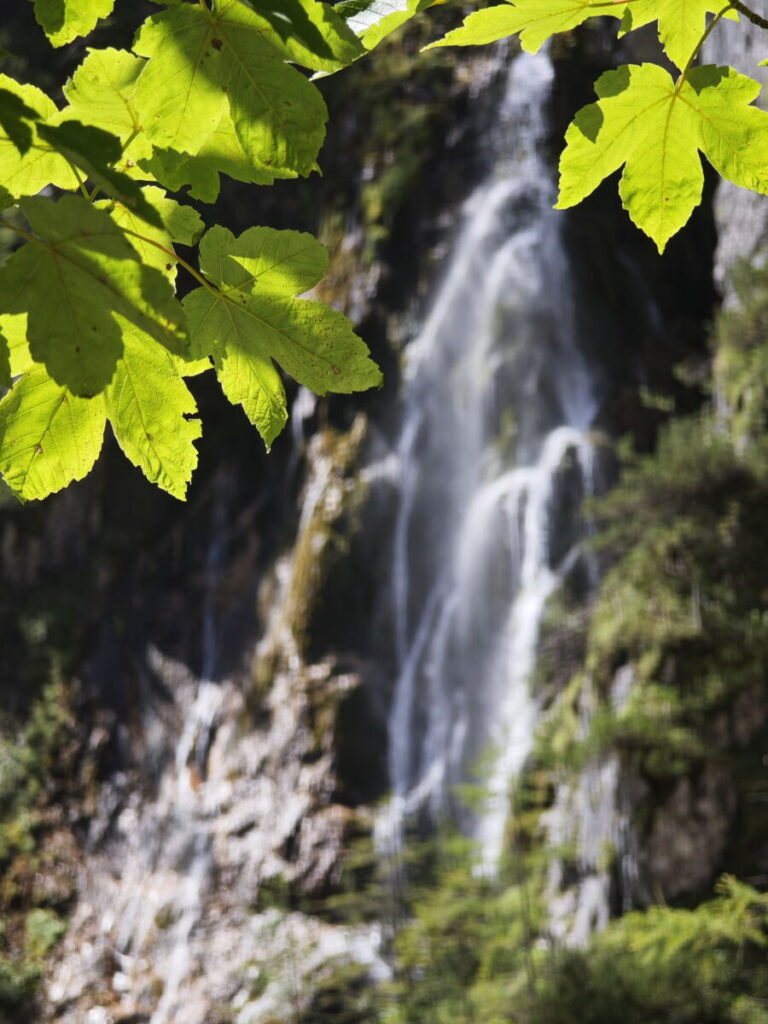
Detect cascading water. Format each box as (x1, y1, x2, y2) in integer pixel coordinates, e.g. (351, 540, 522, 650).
(381, 48, 601, 867)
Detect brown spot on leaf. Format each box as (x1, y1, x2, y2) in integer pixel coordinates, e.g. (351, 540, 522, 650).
(35, 444, 44, 455)
(331, 366, 341, 375)
(212, 37, 223, 50)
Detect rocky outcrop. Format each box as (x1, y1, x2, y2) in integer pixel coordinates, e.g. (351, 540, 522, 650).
(43, 419, 389, 1024)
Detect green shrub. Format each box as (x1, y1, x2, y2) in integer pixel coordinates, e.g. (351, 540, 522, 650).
(24, 909, 66, 959)
(529, 878, 768, 1024)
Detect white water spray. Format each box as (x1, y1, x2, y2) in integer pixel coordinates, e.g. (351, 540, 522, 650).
(381, 49, 599, 867)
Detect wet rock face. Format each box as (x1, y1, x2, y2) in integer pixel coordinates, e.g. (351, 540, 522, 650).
(643, 765, 737, 901)
(45, 666, 382, 1024)
(43, 417, 390, 1023)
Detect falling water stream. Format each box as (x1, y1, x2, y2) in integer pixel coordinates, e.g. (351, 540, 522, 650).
(380, 49, 600, 868)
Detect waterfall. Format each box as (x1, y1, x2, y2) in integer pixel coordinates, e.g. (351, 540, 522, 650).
(382, 49, 600, 866)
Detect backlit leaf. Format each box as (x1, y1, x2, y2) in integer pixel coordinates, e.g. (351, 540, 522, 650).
(620, 0, 739, 71)
(141, 107, 278, 204)
(0, 367, 106, 500)
(31, 0, 116, 46)
(0, 195, 186, 395)
(60, 48, 154, 175)
(183, 226, 381, 445)
(103, 186, 204, 284)
(133, 0, 328, 179)
(0, 87, 39, 154)
(337, 0, 433, 50)
(106, 323, 202, 499)
(0, 315, 33, 377)
(236, 0, 364, 68)
(687, 65, 768, 193)
(556, 63, 768, 253)
(37, 121, 162, 226)
(0, 332, 9, 389)
(426, 0, 626, 53)
(0, 75, 78, 197)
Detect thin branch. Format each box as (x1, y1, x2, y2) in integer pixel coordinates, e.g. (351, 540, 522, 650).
(730, 0, 768, 30)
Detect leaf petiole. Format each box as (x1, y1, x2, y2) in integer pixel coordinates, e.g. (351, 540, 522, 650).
(120, 226, 220, 297)
(64, 158, 92, 201)
(676, 3, 735, 93)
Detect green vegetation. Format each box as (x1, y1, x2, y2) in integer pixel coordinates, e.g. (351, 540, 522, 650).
(430, 0, 768, 253)
(0, 681, 76, 1019)
(0, 0, 385, 502)
(1, 1, 768, 498)
(381, 856, 768, 1024)
(528, 876, 768, 1024)
(383, 829, 544, 1024)
(315, 834, 768, 1023)
(0, 680, 73, 864)
(549, 257, 768, 779)
(297, 962, 378, 1024)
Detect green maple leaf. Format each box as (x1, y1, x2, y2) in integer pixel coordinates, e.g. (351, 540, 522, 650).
(105, 322, 202, 500)
(0, 88, 39, 154)
(59, 48, 154, 175)
(1, 312, 203, 500)
(0, 314, 32, 377)
(141, 107, 278, 204)
(620, 0, 739, 71)
(103, 186, 204, 285)
(425, 0, 627, 52)
(0, 367, 106, 500)
(686, 65, 768, 193)
(0, 75, 78, 197)
(183, 226, 382, 447)
(0, 331, 9, 389)
(0, 195, 187, 396)
(31, 0, 116, 47)
(37, 121, 163, 227)
(133, 0, 330, 179)
(556, 63, 768, 253)
(132, 5, 227, 158)
(336, 0, 434, 52)
(235, 0, 363, 68)
(0, 315, 61, 386)
(209, 328, 289, 449)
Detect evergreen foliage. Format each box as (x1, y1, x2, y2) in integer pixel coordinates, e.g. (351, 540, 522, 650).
(530, 878, 768, 1024)
(364, 842, 768, 1024)
(0, 681, 75, 1020)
